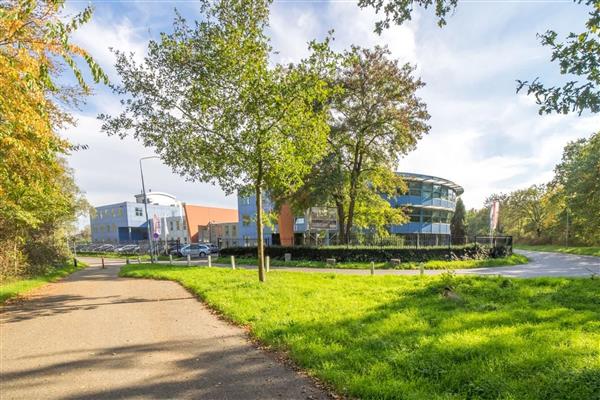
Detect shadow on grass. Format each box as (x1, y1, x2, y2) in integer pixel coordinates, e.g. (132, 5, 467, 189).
(258, 277, 600, 400)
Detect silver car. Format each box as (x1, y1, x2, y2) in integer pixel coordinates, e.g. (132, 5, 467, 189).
(180, 244, 210, 258)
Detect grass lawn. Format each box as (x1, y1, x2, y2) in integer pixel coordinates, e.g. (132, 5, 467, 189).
(0, 260, 87, 303)
(121, 264, 599, 400)
(515, 244, 600, 257)
(213, 253, 528, 270)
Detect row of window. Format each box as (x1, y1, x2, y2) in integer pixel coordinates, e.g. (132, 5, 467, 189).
(223, 225, 237, 237)
(404, 182, 457, 201)
(407, 209, 453, 224)
(93, 206, 185, 220)
(93, 224, 117, 233)
(93, 208, 124, 219)
(168, 220, 187, 231)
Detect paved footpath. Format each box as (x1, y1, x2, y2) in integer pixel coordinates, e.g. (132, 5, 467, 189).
(0, 263, 330, 400)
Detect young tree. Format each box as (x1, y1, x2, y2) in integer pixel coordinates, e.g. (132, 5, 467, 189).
(450, 197, 466, 239)
(100, 0, 334, 282)
(0, 0, 106, 277)
(360, 0, 600, 115)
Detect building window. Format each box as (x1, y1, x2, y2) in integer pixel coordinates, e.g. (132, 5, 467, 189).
(183, 220, 187, 230)
(135, 207, 143, 216)
(422, 183, 433, 200)
(408, 182, 421, 197)
(433, 184, 441, 199)
(422, 210, 433, 223)
(410, 212, 421, 223)
(176, 220, 180, 230)
(242, 214, 251, 226)
(118, 208, 123, 217)
(112, 224, 117, 232)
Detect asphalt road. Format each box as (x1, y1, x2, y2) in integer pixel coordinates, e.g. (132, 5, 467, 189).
(0, 263, 330, 400)
(94, 249, 599, 278)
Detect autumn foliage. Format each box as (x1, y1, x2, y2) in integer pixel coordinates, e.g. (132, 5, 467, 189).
(0, 0, 106, 279)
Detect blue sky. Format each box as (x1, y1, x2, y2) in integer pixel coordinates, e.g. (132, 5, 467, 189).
(61, 0, 599, 223)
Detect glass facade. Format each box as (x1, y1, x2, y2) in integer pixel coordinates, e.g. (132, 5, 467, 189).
(390, 173, 464, 236)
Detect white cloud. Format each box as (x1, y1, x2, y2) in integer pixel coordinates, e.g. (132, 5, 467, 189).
(269, 2, 417, 65)
(62, 114, 236, 216)
(69, 9, 149, 82)
(58, 1, 596, 221)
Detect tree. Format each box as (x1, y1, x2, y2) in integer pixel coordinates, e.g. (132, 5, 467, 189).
(553, 131, 600, 244)
(292, 46, 430, 243)
(465, 207, 489, 236)
(357, 0, 458, 32)
(360, 0, 600, 115)
(517, 1, 600, 115)
(450, 197, 466, 239)
(504, 186, 549, 239)
(0, 0, 106, 278)
(100, 0, 334, 282)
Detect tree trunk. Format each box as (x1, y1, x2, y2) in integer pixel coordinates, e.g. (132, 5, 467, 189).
(255, 180, 266, 282)
(345, 193, 356, 244)
(344, 166, 361, 244)
(335, 198, 345, 245)
(344, 147, 363, 244)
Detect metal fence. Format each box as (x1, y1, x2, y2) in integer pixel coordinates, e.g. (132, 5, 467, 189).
(77, 235, 512, 254)
(217, 234, 512, 251)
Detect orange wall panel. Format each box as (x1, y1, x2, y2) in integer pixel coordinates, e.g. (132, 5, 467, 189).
(183, 204, 238, 243)
(278, 203, 294, 247)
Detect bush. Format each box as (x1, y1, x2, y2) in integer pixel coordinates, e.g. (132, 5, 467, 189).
(220, 244, 510, 263)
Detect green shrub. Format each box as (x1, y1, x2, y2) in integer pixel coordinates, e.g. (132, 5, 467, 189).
(220, 244, 509, 262)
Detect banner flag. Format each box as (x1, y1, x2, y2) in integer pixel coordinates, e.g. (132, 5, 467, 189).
(489, 201, 500, 231)
(153, 214, 161, 240)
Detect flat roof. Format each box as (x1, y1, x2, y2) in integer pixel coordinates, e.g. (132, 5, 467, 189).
(397, 172, 464, 195)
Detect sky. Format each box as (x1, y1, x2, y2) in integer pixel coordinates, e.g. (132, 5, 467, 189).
(60, 0, 599, 227)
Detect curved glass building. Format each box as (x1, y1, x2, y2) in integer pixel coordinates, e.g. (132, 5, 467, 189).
(389, 172, 464, 237)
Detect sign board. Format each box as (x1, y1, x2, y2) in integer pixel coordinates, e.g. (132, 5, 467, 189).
(308, 207, 337, 231)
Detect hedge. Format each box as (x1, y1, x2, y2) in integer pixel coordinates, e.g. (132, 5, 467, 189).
(219, 244, 511, 263)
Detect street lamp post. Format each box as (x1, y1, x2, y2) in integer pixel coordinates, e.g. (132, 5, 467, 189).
(140, 156, 159, 261)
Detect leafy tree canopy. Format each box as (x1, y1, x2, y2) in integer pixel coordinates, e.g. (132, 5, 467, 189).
(0, 0, 105, 277)
(288, 46, 430, 243)
(101, 0, 337, 281)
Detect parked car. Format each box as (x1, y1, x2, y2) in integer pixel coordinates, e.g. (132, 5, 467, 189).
(116, 244, 139, 254)
(98, 244, 115, 252)
(199, 243, 219, 254)
(179, 244, 211, 258)
(166, 244, 183, 256)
